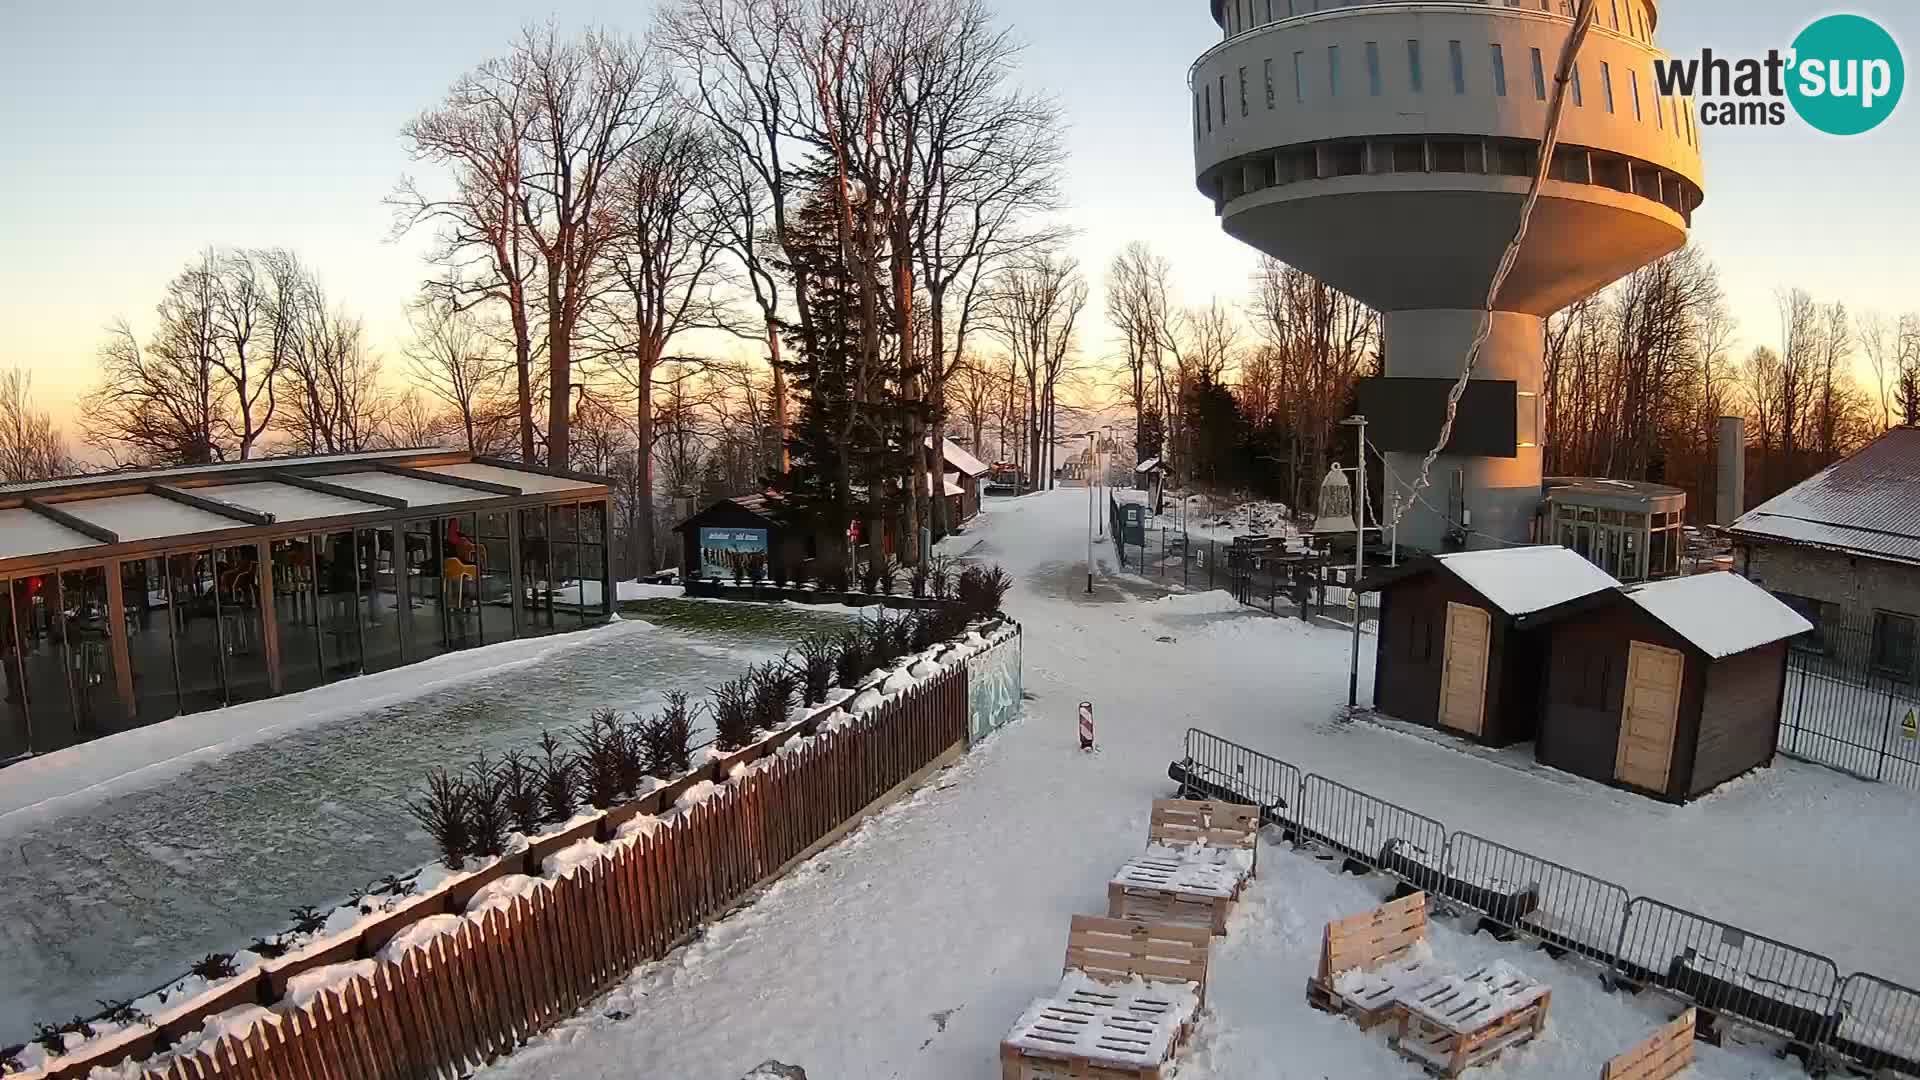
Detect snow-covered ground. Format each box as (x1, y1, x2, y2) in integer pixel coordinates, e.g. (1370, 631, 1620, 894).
(469, 488, 1918, 1079)
(0, 602, 859, 1047)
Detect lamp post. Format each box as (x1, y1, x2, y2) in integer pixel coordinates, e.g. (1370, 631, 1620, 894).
(1086, 430, 1098, 595)
(1096, 424, 1114, 539)
(1340, 415, 1368, 710)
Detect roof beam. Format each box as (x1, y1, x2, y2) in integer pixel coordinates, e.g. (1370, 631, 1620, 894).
(24, 498, 120, 544)
(150, 483, 276, 526)
(378, 464, 520, 496)
(277, 471, 410, 509)
(473, 455, 615, 487)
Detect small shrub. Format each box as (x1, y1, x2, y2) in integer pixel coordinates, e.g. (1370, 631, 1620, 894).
(372, 874, 417, 898)
(936, 603, 972, 642)
(405, 768, 473, 870)
(910, 610, 939, 651)
(465, 753, 512, 858)
(878, 558, 900, 595)
(866, 611, 898, 666)
(834, 627, 870, 688)
(571, 712, 628, 811)
(928, 555, 956, 599)
(911, 561, 930, 598)
(821, 562, 848, 592)
(711, 673, 758, 751)
(889, 609, 918, 656)
(861, 557, 881, 594)
(536, 731, 579, 825)
(248, 936, 289, 960)
(956, 564, 1013, 618)
(32, 1022, 66, 1055)
(94, 999, 148, 1027)
(498, 750, 545, 835)
(795, 634, 837, 705)
(641, 691, 697, 778)
(752, 660, 798, 730)
(189, 953, 238, 981)
(287, 905, 327, 936)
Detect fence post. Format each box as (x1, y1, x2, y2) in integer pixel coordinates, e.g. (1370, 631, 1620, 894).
(1876, 681, 1898, 783)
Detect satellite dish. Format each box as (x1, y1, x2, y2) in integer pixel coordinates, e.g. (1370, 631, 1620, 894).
(1312, 465, 1359, 536)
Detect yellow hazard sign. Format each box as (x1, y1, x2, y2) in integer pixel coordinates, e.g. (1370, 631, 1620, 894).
(1904, 709, 1918, 741)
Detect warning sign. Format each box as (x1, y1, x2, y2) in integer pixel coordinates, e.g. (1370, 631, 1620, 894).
(1903, 709, 1917, 741)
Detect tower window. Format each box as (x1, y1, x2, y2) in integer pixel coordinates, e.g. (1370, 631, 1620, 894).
(1366, 42, 1382, 97)
(1630, 68, 1642, 120)
(1531, 48, 1547, 100)
(1449, 40, 1466, 94)
(1328, 45, 1341, 97)
(1601, 61, 1615, 113)
(1572, 63, 1583, 106)
(1265, 58, 1276, 108)
(1219, 73, 1228, 123)
(1408, 40, 1423, 92)
(1294, 50, 1306, 103)
(1205, 84, 1213, 132)
(1491, 44, 1507, 97)
(1610, 0, 1620, 30)
(1240, 66, 1249, 117)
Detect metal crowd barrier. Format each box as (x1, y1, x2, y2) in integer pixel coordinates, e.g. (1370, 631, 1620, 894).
(1172, 728, 1920, 1076)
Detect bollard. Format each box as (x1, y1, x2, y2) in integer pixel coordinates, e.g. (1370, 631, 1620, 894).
(1079, 701, 1095, 751)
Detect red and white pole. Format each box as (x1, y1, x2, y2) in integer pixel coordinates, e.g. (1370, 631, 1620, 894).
(1078, 702, 1095, 751)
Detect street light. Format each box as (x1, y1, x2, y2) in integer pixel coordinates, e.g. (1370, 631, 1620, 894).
(1096, 424, 1114, 539)
(1339, 415, 1369, 710)
(1084, 430, 1098, 594)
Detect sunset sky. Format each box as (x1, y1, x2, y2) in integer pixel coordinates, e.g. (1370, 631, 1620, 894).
(1, 0, 1914, 435)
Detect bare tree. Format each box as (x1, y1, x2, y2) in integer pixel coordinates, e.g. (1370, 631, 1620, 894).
(84, 261, 224, 465)
(0, 368, 68, 482)
(1860, 310, 1897, 432)
(983, 251, 1087, 490)
(384, 388, 450, 449)
(406, 300, 511, 453)
(948, 353, 996, 452)
(1897, 314, 1920, 427)
(205, 249, 285, 458)
(1106, 242, 1176, 462)
(1249, 257, 1378, 511)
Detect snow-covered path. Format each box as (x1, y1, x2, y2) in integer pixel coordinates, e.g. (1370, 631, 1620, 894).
(0, 602, 856, 1047)
(478, 488, 1918, 1079)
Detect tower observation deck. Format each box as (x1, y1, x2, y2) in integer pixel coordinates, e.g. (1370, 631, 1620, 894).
(1192, 0, 1704, 550)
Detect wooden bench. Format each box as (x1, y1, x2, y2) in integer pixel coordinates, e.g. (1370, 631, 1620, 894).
(1109, 799, 1261, 936)
(1305, 891, 1435, 1030)
(1146, 798, 1260, 876)
(1602, 1009, 1696, 1080)
(1001, 916, 1212, 1080)
(1390, 961, 1552, 1076)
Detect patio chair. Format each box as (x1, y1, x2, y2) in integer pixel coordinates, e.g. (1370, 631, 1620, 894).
(1305, 891, 1438, 1030)
(1001, 916, 1212, 1080)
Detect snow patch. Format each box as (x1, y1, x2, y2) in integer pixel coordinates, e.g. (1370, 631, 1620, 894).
(542, 839, 609, 881)
(1436, 545, 1620, 615)
(377, 915, 466, 964)
(282, 961, 378, 1011)
(466, 875, 546, 918)
(1623, 572, 1812, 659)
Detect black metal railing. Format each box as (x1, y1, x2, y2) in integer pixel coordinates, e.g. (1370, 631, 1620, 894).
(1780, 614, 1920, 791)
(1172, 727, 1920, 1075)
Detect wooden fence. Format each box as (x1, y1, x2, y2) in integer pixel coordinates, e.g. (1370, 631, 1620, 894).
(44, 656, 978, 1080)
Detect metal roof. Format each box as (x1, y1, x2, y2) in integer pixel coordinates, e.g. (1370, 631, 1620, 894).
(0, 451, 610, 573)
(1729, 427, 1920, 565)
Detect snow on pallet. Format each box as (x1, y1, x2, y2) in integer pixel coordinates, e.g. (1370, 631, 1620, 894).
(1107, 856, 1241, 936)
(1390, 960, 1552, 1077)
(1001, 917, 1211, 1080)
(1308, 891, 1437, 1030)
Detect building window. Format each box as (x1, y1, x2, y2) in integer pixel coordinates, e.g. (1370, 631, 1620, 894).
(1204, 84, 1213, 132)
(1491, 44, 1507, 96)
(1365, 41, 1382, 96)
(1449, 40, 1466, 94)
(1631, 68, 1642, 120)
(1601, 61, 1615, 113)
(1240, 65, 1249, 116)
(1294, 50, 1306, 103)
(1266, 0, 1275, 23)
(1265, 58, 1276, 108)
(1194, 93, 1202, 140)
(1774, 592, 1827, 653)
(1328, 45, 1340, 96)
(1219, 74, 1228, 124)
(1408, 39, 1424, 92)
(1572, 63, 1583, 106)
(1874, 612, 1917, 679)
(1610, 0, 1620, 30)
(1531, 47, 1547, 100)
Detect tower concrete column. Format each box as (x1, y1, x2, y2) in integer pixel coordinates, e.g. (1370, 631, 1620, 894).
(1380, 310, 1545, 552)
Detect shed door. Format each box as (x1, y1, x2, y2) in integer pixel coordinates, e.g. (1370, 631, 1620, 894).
(1440, 602, 1491, 736)
(1616, 641, 1684, 791)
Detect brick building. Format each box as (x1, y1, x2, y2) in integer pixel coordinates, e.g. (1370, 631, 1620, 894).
(1728, 427, 1920, 679)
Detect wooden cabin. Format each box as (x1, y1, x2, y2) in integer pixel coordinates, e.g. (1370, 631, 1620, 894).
(1366, 547, 1620, 747)
(1522, 572, 1811, 802)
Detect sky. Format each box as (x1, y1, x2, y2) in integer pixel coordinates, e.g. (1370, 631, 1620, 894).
(1, 0, 1916, 436)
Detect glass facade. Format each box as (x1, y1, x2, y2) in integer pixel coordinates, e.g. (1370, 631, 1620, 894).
(1551, 499, 1683, 583)
(0, 495, 613, 762)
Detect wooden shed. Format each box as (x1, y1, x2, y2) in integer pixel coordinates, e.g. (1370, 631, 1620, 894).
(1523, 572, 1811, 802)
(1366, 547, 1620, 747)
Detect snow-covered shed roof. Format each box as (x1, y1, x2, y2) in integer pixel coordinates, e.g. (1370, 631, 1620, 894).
(927, 437, 990, 477)
(58, 493, 250, 542)
(1434, 546, 1621, 617)
(1135, 457, 1163, 474)
(922, 473, 967, 498)
(1621, 572, 1812, 659)
(1729, 427, 1920, 565)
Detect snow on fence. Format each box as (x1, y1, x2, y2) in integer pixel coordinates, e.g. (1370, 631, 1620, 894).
(30, 654, 983, 1080)
(1173, 727, 1920, 1077)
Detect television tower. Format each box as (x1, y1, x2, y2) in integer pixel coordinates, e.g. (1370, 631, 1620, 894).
(1192, 0, 1704, 550)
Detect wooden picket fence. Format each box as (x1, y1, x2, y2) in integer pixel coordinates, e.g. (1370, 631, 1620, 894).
(84, 662, 974, 1080)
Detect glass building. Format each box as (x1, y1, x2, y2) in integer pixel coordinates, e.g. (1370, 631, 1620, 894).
(1540, 476, 1686, 584)
(0, 451, 614, 765)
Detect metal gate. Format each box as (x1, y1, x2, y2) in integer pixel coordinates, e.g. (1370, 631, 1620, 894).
(1779, 632, 1920, 791)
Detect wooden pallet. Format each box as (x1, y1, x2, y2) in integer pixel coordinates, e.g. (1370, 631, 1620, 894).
(1149, 799, 1260, 877)
(1602, 1008, 1696, 1080)
(1305, 891, 1431, 1030)
(1391, 975, 1551, 1078)
(1001, 917, 1212, 1080)
(1108, 856, 1241, 936)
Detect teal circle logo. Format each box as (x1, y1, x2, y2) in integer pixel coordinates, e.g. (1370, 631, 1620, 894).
(1787, 14, 1904, 135)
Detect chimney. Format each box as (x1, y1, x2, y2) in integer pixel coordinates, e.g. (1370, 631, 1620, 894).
(1716, 415, 1746, 525)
